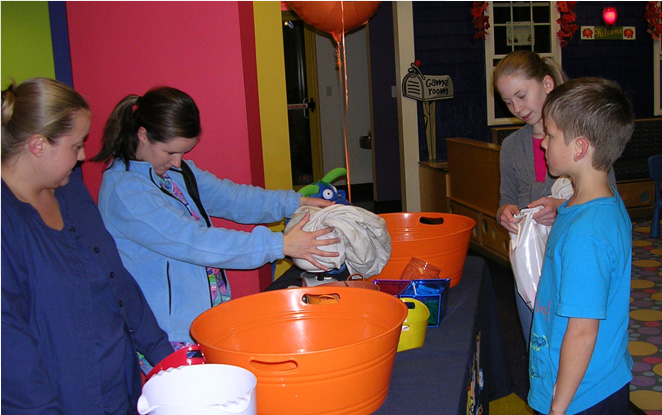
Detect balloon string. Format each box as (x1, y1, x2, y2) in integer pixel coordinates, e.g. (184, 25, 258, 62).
(339, 0, 352, 204)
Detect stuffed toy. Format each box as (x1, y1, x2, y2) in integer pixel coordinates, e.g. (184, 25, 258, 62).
(297, 167, 350, 205)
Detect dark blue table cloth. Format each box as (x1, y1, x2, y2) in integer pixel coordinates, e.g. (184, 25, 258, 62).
(373, 255, 513, 415)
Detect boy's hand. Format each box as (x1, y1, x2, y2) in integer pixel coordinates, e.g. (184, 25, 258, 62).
(497, 204, 521, 234)
(528, 196, 566, 226)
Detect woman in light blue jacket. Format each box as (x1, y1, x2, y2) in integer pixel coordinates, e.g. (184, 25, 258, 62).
(93, 87, 338, 349)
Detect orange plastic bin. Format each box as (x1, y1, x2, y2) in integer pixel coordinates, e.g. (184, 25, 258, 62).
(190, 286, 408, 415)
(371, 212, 475, 287)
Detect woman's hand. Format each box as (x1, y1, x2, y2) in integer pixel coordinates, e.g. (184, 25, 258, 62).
(283, 211, 340, 271)
(497, 204, 521, 234)
(528, 196, 565, 227)
(300, 196, 334, 208)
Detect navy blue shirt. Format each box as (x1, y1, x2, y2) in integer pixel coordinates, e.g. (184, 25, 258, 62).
(1, 167, 173, 414)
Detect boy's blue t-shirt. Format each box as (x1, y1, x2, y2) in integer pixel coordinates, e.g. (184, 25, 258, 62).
(528, 188, 633, 415)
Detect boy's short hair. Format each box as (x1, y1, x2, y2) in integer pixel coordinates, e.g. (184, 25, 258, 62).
(543, 77, 634, 172)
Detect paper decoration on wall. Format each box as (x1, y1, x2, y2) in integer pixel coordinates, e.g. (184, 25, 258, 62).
(580, 26, 636, 40)
(507, 22, 533, 46)
(402, 61, 454, 161)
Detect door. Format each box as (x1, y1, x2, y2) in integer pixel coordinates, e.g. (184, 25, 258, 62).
(282, 13, 323, 189)
(314, 27, 375, 195)
(367, 3, 401, 205)
(282, 10, 376, 200)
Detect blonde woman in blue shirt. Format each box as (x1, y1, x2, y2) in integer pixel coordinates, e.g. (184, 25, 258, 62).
(1, 78, 172, 414)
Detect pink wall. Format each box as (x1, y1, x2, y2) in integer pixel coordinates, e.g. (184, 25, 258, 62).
(67, 1, 271, 297)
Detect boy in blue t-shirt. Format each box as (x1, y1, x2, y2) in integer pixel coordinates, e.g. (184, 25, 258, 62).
(527, 78, 635, 415)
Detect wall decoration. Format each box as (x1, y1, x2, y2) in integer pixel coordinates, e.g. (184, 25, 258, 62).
(471, 2, 489, 40)
(557, 1, 578, 48)
(646, 1, 662, 40)
(580, 26, 636, 40)
(580, 4, 636, 41)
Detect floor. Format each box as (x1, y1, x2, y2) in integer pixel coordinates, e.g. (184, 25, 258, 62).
(629, 220, 662, 414)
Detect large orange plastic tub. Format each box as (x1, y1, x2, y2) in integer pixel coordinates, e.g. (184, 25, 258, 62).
(190, 287, 408, 415)
(370, 212, 475, 287)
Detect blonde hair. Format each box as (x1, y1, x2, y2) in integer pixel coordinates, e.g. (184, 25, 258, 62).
(2, 78, 89, 162)
(493, 50, 568, 95)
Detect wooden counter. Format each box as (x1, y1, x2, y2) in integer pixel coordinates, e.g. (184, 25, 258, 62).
(446, 138, 510, 264)
(418, 161, 449, 213)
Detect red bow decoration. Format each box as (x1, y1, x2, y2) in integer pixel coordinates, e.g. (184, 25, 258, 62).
(471, 2, 490, 40)
(556, 2, 578, 48)
(646, 1, 662, 40)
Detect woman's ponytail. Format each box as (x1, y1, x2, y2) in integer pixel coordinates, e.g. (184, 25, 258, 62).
(2, 83, 16, 126)
(91, 95, 140, 169)
(542, 56, 569, 88)
(92, 86, 200, 169)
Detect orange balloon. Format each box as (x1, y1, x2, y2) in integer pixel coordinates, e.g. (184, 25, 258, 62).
(288, 1, 381, 43)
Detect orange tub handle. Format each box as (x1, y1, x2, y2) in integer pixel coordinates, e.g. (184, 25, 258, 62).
(419, 216, 445, 225)
(249, 358, 299, 373)
(302, 293, 341, 304)
(347, 273, 366, 281)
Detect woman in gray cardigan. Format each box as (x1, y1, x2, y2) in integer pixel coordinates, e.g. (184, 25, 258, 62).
(493, 51, 568, 347)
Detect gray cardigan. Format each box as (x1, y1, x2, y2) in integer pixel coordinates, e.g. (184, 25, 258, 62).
(499, 124, 558, 211)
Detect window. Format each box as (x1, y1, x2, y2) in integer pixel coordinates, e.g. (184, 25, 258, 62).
(485, 1, 562, 125)
(655, 35, 661, 116)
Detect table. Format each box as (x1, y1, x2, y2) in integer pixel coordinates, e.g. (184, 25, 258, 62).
(374, 256, 513, 415)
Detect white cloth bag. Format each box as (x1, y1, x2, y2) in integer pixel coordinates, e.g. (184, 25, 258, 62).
(509, 178, 573, 310)
(509, 206, 549, 310)
(284, 204, 391, 277)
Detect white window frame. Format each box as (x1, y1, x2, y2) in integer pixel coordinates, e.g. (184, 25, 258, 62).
(655, 33, 661, 116)
(485, 1, 562, 126)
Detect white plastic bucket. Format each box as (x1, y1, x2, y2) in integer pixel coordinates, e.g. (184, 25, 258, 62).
(137, 364, 257, 415)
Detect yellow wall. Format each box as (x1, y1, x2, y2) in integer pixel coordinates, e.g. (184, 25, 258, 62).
(253, 2, 292, 190)
(1, 1, 56, 87)
(253, 2, 294, 277)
